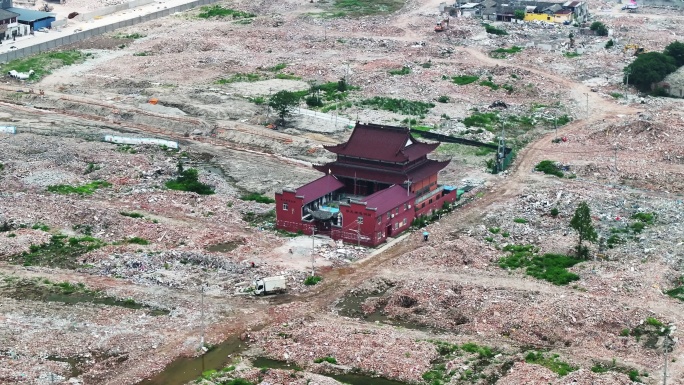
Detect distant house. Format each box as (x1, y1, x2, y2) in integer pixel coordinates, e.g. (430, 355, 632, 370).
(564, 0, 588, 21)
(460, 2, 485, 17)
(661, 67, 684, 98)
(6, 7, 55, 31)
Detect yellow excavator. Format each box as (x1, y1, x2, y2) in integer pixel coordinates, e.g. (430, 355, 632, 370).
(623, 44, 646, 56)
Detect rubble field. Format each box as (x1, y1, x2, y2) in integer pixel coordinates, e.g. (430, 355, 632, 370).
(1, 0, 684, 383)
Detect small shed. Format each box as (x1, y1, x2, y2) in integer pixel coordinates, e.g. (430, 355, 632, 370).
(6, 7, 55, 30)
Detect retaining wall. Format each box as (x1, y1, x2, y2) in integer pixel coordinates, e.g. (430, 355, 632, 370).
(0, 0, 220, 63)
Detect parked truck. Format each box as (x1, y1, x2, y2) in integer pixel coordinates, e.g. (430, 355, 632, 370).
(252, 276, 287, 295)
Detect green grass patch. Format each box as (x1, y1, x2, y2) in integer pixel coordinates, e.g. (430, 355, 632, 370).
(3, 50, 85, 80)
(268, 63, 287, 72)
(490, 46, 522, 58)
(535, 160, 564, 177)
(275, 73, 301, 80)
(197, 5, 255, 19)
(126, 237, 149, 245)
(452, 75, 480, 85)
(313, 356, 337, 364)
(241, 193, 275, 204)
(665, 277, 684, 301)
(513, 218, 528, 224)
(304, 275, 322, 285)
(423, 340, 499, 385)
(479, 80, 500, 90)
(411, 125, 433, 132)
(499, 245, 581, 285)
(463, 112, 499, 131)
(631, 212, 656, 224)
(483, 23, 508, 35)
(359, 97, 434, 115)
(47, 180, 111, 195)
(11, 234, 105, 268)
(489, 227, 500, 234)
(389, 66, 411, 76)
(84, 162, 100, 174)
(113, 33, 145, 39)
(31, 223, 50, 232)
(216, 73, 261, 84)
(133, 52, 150, 56)
(610, 92, 624, 99)
(475, 146, 496, 156)
(329, 0, 405, 17)
(165, 168, 214, 195)
(120, 212, 144, 219)
(564, 52, 581, 58)
(525, 351, 577, 376)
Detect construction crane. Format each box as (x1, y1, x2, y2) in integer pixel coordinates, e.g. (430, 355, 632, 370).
(623, 44, 646, 56)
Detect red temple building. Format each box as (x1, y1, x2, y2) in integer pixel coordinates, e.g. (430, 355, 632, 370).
(275, 122, 458, 246)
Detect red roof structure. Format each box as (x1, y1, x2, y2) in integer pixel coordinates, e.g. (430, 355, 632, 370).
(294, 175, 344, 205)
(324, 123, 438, 163)
(361, 185, 414, 214)
(315, 159, 450, 185)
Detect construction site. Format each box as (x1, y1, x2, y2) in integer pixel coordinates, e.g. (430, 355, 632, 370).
(1, 0, 684, 383)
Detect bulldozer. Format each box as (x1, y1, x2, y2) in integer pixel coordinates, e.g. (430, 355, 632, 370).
(434, 18, 449, 32)
(623, 44, 646, 56)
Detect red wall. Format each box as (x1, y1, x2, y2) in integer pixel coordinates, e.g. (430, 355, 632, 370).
(338, 195, 415, 247)
(275, 191, 314, 234)
(415, 189, 458, 218)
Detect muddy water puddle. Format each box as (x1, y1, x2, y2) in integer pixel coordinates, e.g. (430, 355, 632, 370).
(336, 288, 445, 333)
(135, 335, 246, 385)
(254, 357, 408, 385)
(4, 280, 169, 315)
(206, 240, 243, 253)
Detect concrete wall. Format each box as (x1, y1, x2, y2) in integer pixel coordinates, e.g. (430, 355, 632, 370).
(0, 0, 221, 63)
(103, 135, 179, 148)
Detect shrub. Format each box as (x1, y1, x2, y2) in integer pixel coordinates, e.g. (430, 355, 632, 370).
(610, 92, 623, 99)
(358, 97, 434, 115)
(499, 246, 582, 285)
(437, 95, 449, 103)
(241, 193, 275, 204)
(535, 160, 563, 177)
(198, 5, 256, 19)
(605, 39, 614, 49)
(126, 237, 149, 245)
(632, 212, 655, 224)
(165, 167, 214, 195)
(489, 227, 501, 234)
(313, 356, 337, 364)
(525, 351, 577, 376)
(47, 180, 112, 195)
(389, 66, 411, 76)
(120, 212, 144, 218)
(513, 218, 527, 224)
(550, 208, 559, 217)
(483, 23, 508, 36)
(304, 275, 322, 285)
(620, 328, 630, 336)
(590, 21, 608, 36)
(305, 95, 323, 107)
(451, 75, 480, 85)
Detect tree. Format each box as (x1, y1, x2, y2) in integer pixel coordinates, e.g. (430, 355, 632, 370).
(514, 10, 525, 20)
(624, 52, 677, 92)
(664, 40, 684, 67)
(590, 21, 608, 36)
(570, 201, 597, 258)
(268, 90, 300, 124)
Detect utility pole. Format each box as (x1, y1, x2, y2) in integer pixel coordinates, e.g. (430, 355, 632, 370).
(356, 218, 362, 246)
(614, 144, 618, 171)
(199, 284, 205, 350)
(584, 93, 589, 119)
(497, 117, 506, 173)
(311, 227, 316, 276)
(663, 334, 674, 385)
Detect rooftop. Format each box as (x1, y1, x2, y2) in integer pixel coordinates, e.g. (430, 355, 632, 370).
(6, 7, 55, 22)
(360, 185, 414, 214)
(324, 122, 439, 163)
(295, 175, 344, 205)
